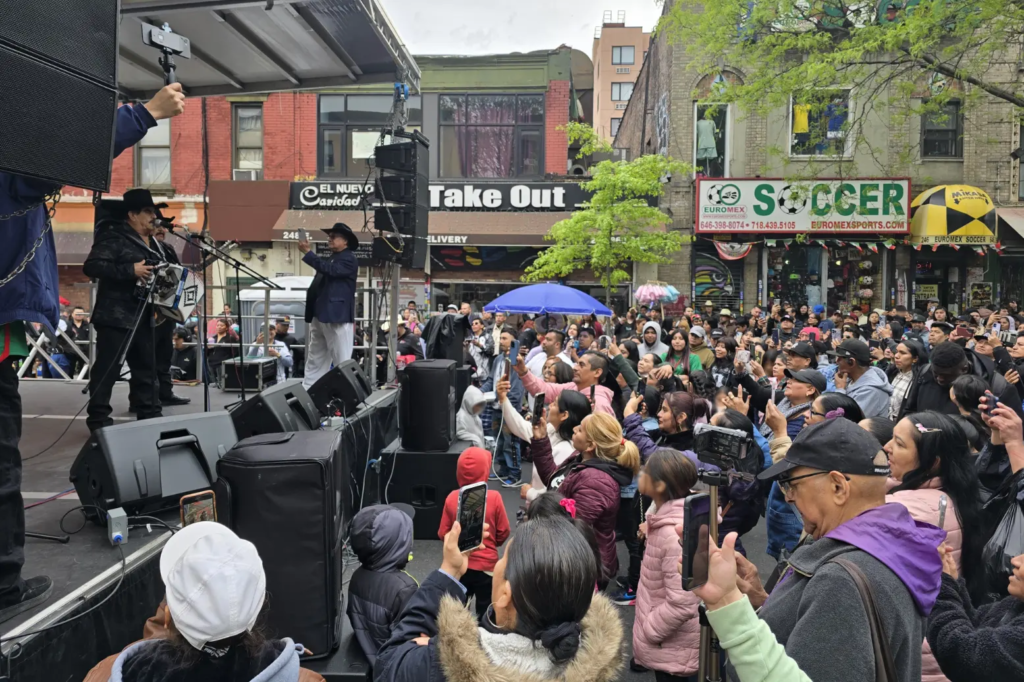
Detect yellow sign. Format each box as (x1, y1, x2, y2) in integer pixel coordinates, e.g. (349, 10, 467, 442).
(917, 284, 939, 300)
(910, 184, 996, 244)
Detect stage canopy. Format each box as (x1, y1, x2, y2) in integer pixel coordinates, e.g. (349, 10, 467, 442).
(118, 0, 421, 98)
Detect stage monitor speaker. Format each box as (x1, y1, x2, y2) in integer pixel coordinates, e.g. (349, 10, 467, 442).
(216, 431, 346, 658)
(0, 1, 120, 190)
(380, 438, 471, 539)
(398, 360, 456, 452)
(230, 379, 320, 439)
(70, 412, 238, 520)
(308, 359, 372, 418)
(455, 364, 472, 409)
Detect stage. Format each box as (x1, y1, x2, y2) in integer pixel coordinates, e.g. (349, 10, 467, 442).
(6, 379, 777, 682)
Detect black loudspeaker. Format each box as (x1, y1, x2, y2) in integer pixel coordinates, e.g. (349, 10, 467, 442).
(380, 438, 471, 539)
(455, 364, 472, 409)
(230, 379, 320, 439)
(374, 134, 428, 269)
(308, 359, 372, 417)
(399, 360, 456, 452)
(0, 2, 120, 190)
(215, 431, 346, 659)
(70, 412, 238, 520)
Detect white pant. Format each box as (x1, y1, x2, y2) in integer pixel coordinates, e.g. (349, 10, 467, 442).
(302, 319, 354, 389)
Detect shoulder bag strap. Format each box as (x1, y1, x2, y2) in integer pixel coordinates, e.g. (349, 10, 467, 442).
(831, 557, 900, 682)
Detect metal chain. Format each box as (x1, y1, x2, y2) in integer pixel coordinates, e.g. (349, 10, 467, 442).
(0, 192, 61, 288)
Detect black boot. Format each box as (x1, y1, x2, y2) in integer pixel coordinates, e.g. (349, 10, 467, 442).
(0, 576, 53, 625)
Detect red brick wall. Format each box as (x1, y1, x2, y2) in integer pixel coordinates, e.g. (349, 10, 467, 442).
(545, 80, 571, 175)
(58, 266, 92, 311)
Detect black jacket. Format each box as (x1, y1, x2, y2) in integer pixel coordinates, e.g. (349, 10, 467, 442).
(926, 573, 1024, 682)
(901, 350, 1024, 421)
(396, 330, 424, 360)
(347, 505, 417, 667)
(171, 345, 198, 381)
(303, 249, 358, 324)
(84, 221, 164, 329)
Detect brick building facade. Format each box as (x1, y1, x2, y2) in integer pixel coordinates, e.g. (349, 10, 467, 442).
(614, 3, 1020, 315)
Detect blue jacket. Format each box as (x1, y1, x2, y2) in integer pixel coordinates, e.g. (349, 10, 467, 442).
(0, 104, 156, 331)
(303, 249, 358, 324)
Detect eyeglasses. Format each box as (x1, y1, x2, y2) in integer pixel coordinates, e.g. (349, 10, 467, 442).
(777, 471, 831, 494)
(809, 410, 828, 419)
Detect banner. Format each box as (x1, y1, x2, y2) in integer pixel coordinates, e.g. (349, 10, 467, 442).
(696, 178, 911, 234)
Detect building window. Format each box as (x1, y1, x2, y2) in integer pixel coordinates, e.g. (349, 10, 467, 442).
(790, 90, 850, 157)
(136, 118, 171, 188)
(439, 94, 544, 178)
(695, 103, 728, 177)
(317, 94, 423, 177)
(611, 82, 635, 102)
(610, 117, 622, 137)
(612, 46, 635, 65)
(922, 101, 963, 158)
(233, 105, 263, 179)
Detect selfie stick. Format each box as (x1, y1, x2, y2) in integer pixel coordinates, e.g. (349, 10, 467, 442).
(696, 470, 727, 682)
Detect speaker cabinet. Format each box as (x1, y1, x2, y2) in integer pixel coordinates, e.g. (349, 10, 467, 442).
(229, 379, 320, 439)
(380, 438, 472, 539)
(308, 359, 372, 418)
(398, 360, 456, 452)
(69, 412, 238, 519)
(0, 1, 120, 190)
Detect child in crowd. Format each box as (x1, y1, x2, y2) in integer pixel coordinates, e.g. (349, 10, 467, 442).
(438, 447, 511, 617)
(347, 505, 418, 667)
(455, 385, 488, 448)
(633, 448, 702, 682)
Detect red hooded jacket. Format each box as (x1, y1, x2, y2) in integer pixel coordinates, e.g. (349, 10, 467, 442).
(438, 447, 511, 572)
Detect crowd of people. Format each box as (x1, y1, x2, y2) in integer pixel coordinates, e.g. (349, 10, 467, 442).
(62, 295, 1024, 682)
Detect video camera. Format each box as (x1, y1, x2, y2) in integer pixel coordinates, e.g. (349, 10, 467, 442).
(693, 422, 762, 478)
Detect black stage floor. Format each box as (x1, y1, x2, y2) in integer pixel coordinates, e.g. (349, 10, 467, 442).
(8, 379, 776, 682)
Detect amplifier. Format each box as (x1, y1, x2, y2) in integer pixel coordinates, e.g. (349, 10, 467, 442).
(221, 357, 277, 392)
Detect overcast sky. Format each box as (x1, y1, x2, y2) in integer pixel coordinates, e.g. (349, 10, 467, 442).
(380, 0, 664, 57)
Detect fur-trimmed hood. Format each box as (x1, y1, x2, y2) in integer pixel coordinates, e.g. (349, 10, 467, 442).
(434, 592, 624, 682)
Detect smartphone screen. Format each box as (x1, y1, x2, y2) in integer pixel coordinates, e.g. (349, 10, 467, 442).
(772, 329, 780, 345)
(532, 392, 546, 423)
(736, 349, 751, 364)
(297, 228, 307, 242)
(832, 329, 841, 342)
(681, 493, 711, 590)
(456, 482, 488, 552)
(635, 377, 647, 399)
(868, 339, 881, 349)
(180, 490, 216, 526)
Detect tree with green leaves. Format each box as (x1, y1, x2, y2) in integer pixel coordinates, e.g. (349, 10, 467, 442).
(660, 0, 1021, 172)
(523, 123, 689, 306)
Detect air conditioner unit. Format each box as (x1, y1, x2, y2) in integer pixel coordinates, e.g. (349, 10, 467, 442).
(233, 169, 262, 181)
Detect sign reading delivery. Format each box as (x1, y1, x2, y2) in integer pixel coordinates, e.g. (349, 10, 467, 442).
(695, 178, 911, 234)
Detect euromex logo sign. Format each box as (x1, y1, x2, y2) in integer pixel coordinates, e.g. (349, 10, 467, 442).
(696, 178, 911, 234)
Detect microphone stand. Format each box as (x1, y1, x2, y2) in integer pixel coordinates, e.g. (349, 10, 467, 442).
(168, 229, 281, 408)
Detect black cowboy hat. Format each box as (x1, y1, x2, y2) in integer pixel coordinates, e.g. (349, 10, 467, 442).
(322, 222, 359, 249)
(122, 188, 168, 213)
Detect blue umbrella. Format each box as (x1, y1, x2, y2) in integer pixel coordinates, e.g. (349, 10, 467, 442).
(483, 283, 612, 316)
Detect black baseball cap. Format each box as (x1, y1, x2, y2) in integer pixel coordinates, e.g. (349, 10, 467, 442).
(786, 341, 816, 360)
(784, 368, 826, 394)
(827, 338, 871, 364)
(931, 321, 955, 333)
(710, 328, 724, 340)
(781, 314, 794, 322)
(578, 327, 595, 338)
(758, 418, 890, 481)
(911, 313, 927, 323)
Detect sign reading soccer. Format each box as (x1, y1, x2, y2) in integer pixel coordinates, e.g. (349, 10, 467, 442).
(696, 178, 911, 234)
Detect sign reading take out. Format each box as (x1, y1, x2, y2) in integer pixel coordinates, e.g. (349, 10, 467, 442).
(696, 178, 911, 234)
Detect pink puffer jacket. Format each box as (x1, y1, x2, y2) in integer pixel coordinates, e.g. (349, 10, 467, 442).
(632, 497, 701, 676)
(887, 477, 960, 682)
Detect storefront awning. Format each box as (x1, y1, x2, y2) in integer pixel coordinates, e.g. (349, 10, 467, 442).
(999, 208, 1024, 241)
(910, 184, 996, 245)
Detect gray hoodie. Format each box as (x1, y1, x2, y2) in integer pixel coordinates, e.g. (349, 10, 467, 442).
(455, 385, 487, 448)
(836, 365, 893, 418)
(108, 638, 305, 682)
(639, 321, 669, 357)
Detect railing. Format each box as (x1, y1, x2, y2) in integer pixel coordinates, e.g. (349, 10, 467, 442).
(18, 281, 403, 385)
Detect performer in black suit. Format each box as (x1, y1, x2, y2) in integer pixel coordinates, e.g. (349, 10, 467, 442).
(83, 189, 166, 432)
(299, 223, 359, 389)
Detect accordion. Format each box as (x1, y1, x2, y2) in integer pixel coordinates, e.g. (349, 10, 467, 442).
(152, 264, 204, 322)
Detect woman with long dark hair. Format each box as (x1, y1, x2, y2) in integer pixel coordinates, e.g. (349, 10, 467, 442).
(376, 517, 624, 682)
(889, 339, 924, 420)
(663, 329, 701, 377)
(801, 392, 865, 430)
(884, 411, 986, 681)
(711, 337, 737, 388)
(951, 375, 991, 451)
